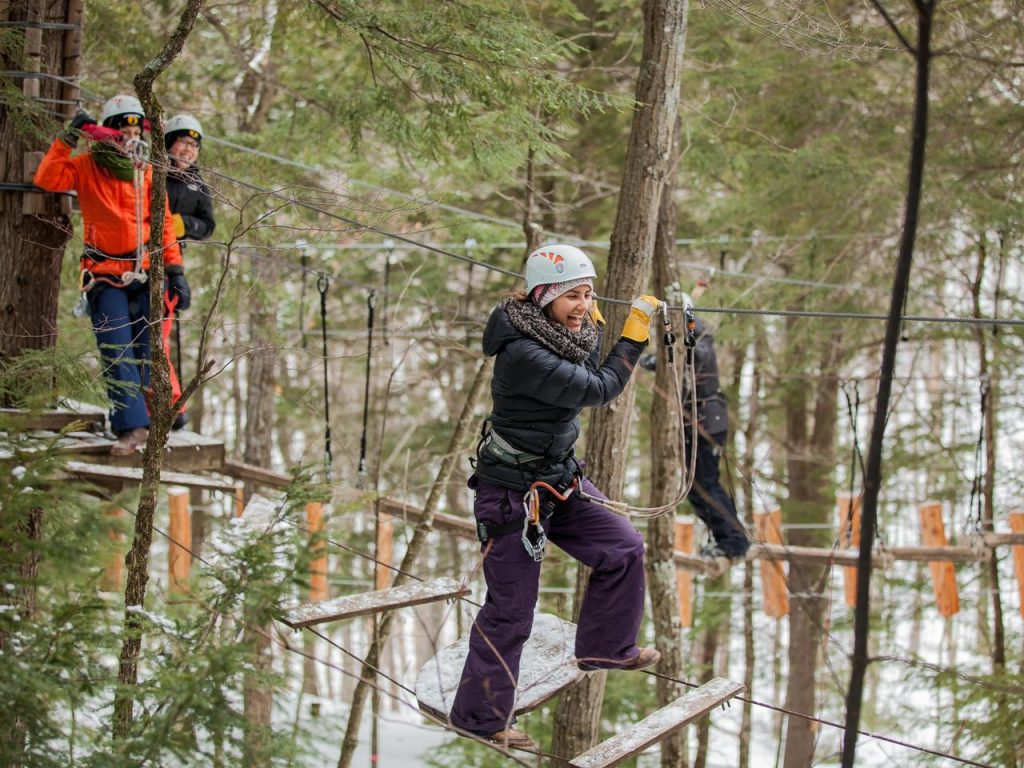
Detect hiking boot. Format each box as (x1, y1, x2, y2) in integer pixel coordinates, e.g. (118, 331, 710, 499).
(701, 541, 749, 561)
(484, 728, 537, 751)
(111, 427, 149, 456)
(578, 646, 661, 672)
(171, 411, 190, 431)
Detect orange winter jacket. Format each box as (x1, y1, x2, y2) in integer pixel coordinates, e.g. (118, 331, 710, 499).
(34, 138, 182, 276)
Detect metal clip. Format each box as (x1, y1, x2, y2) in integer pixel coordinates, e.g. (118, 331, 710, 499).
(521, 491, 547, 562)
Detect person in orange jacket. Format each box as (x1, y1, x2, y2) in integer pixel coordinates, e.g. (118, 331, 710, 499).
(34, 94, 190, 456)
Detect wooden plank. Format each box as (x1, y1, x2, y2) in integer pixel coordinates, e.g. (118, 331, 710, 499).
(755, 510, 789, 617)
(62, 461, 237, 492)
(416, 612, 584, 721)
(281, 576, 469, 629)
(222, 458, 292, 489)
(101, 506, 125, 591)
(167, 488, 191, 593)
(1010, 512, 1024, 619)
(0, 407, 104, 432)
(983, 531, 1024, 547)
(674, 519, 694, 627)
(568, 677, 745, 768)
(376, 514, 394, 591)
(307, 501, 328, 602)
(918, 502, 959, 617)
(837, 493, 861, 608)
(884, 545, 988, 563)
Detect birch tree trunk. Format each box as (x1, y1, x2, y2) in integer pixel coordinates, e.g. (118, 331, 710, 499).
(551, 0, 688, 757)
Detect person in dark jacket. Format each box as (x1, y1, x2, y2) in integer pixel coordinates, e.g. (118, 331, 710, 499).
(162, 113, 215, 430)
(449, 244, 662, 751)
(164, 113, 215, 243)
(641, 280, 750, 558)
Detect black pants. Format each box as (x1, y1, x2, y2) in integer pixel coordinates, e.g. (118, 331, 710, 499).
(686, 429, 749, 555)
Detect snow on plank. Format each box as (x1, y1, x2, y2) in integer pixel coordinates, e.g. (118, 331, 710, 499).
(281, 576, 469, 629)
(569, 677, 744, 768)
(416, 612, 585, 721)
(62, 461, 237, 492)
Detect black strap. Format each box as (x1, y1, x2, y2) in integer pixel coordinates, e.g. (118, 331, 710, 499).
(318, 274, 333, 472)
(476, 518, 522, 544)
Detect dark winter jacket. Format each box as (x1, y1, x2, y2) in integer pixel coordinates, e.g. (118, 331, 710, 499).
(166, 164, 215, 242)
(475, 302, 645, 491)
(641, 316, 727, 435)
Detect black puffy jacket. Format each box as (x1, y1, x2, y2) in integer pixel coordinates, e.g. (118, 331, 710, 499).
(474, 302, 645, 490)
(166, 165, 215, 242)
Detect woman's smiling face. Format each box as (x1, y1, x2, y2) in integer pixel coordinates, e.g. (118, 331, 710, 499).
(547, 285, 594, 333)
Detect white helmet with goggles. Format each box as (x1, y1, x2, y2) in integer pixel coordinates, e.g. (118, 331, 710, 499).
(524, 244, 597, 293)
(100, 94, 144, 129)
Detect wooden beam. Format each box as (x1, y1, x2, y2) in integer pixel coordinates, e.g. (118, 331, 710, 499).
(280, 576, 469, 629)
(674, 519, 693, 627)
(167, 488, 191, 593)
(983, 531, 1024, 547)
(918, 502, 960, 617)
(101, 506, 125, 591)
(755, 510, 789, 617)
(568, 677, 745, 768)
(1010, 511, 1024, 619)
(62, 461, 237, 492)
(222, 458, 292, 489)
(0, 407, 104, 432)
(838, 493, 861, 608)
(307, 501, 328, 602)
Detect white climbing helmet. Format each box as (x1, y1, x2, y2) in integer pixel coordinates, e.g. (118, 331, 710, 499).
(164, 113, 203, 143)
(100, 94, 144, 128)
(525, 244, 597, 293)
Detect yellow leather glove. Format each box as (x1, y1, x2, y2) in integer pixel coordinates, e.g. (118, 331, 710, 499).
(589, 300, 606, 326)
(171, 213, 186, 239)
(620, 295, 661, 343)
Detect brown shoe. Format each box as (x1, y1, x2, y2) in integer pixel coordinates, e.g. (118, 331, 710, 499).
(111, 427, 149, 456)
(485, 728, 537, 751)
(578, 646, 661, 672)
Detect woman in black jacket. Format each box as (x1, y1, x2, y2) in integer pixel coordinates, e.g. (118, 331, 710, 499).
(449, 244, 662, 750)
(162, 114, 215, 429)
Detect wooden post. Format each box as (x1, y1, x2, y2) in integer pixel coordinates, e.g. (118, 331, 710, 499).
(307, 501, 328, 602)
(234, 482, 245, 518)
(837, 493, 862, 608)
(167, 488, 192, 594)
(755, 509, 789, 617)
(674, 518, 694, 627)
(1010, 511, 1024, 619)
(101, 507, 125, 591)
(375, 514, 394, 591)
(918, 502, 959, 617)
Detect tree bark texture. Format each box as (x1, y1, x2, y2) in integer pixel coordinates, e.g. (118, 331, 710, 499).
(111, 0, 204, 741)
(552, 0, 688, 757)
(336, 358, 491, 768)
(782, 324, 841, 768)
(0, 0, 80, 377)
(842, 5, 934, 765)
(644, 143, 686, 768)
(241, 251, 280, 767)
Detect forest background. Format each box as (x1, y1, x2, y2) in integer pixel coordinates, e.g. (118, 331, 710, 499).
(1, 1, 1023, 767)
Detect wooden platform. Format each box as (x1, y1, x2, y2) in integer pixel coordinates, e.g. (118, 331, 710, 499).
(281, 577, 469, 629)
(569, 677, 744, 768)
(61, 461, 238, 492)
(0, 406, 105, 432)
(415, 612, 585, 721)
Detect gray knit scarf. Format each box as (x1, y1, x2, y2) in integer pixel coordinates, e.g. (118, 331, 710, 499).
(503, 297, 599, 364)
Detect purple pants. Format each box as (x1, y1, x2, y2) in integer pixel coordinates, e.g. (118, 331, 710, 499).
(449, 477, 646, 735)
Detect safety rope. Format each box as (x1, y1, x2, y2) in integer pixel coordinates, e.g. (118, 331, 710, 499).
(357, 290, 376, 487)
(317, 274, 333, 473)
(298, 250, 309, 349)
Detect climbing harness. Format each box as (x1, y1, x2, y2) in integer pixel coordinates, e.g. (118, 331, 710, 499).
(474, 478, 581, 562)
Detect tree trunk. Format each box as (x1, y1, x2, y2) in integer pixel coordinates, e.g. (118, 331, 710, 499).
(112, 0, 203, 741)
(241, 251, 280, 767)
(781, 327, 841, 768)
(552, 0, 688, 757)
(842, 5, 935, 763)
(644, 134, 687, 768)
